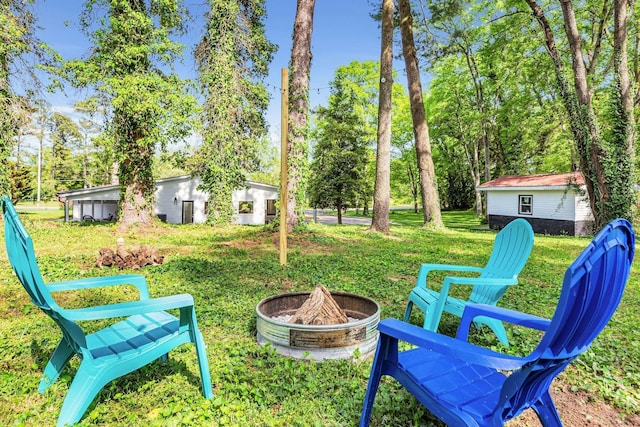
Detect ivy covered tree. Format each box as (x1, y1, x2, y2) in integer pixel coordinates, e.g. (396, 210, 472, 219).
(286, 0, 316, 232)
(308, 67, 371, 225)
(193, 0, 275, 224)
(61, 0, 199, 228)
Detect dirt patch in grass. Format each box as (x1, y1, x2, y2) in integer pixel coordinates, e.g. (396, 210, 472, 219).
(507, 386, 640, 426)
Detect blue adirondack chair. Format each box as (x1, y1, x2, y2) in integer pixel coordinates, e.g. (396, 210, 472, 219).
(403, 218, 534, 345)
(360, 218, 634, 427)
(1, 196, 213, 427)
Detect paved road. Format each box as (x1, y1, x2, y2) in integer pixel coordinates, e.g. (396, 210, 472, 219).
(305, 210, 373, 226)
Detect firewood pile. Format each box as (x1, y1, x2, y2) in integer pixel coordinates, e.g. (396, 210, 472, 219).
(289, 285, 349, 325)
(96, 238, 164, 269)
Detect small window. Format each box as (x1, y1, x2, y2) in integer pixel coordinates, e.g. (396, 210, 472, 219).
(519, 195, 533, 215)
(266, 199, 277, 216)
(238, 201, 254, 214)
(204, 201, 209, 216)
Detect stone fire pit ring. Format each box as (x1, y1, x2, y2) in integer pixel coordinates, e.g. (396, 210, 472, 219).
(256, 291, 380, 361)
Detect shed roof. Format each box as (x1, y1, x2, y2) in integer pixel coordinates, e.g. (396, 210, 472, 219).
(477, 172, 584, 191)
(57, 176, 279, 200)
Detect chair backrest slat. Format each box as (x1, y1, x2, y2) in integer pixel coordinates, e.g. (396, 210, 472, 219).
(470, 219, 534, 304)
(2, 197, 51, 309)
(2, 196, 87, 352)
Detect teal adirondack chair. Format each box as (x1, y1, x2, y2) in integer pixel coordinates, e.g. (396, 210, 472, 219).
(403, 218, 534, 345)
(1, 196, 213, 427)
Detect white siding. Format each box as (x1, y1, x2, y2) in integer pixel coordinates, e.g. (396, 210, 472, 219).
(232, 185, 279, 225)
(60, 176, 278, 225)
(155, 177, 209, 224)
(487, 189, 581, 221)
(574, 193, 594, 221)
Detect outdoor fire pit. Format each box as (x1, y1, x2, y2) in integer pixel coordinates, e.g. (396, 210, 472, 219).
(256, 289, 380, 360)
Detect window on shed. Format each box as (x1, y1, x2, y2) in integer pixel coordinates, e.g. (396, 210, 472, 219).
(519, 195, 533, 215)
(266, 199, 277, 215)
(239, 201, 254, 214)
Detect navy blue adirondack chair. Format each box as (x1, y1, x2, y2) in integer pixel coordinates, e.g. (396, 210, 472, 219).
(361, 218, 634, 426)
(1, 196, 213, 427)
(403, 218, 534, 345)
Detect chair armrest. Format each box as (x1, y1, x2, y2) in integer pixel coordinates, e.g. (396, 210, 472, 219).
(420, 263, 484, 276)
(47, 274, 150, 299)
(416, 264, 484, 288)
(435, 277, 517, 304)
(61, 293, 195, 321)
(444, 277, 517, 287)
(456, 303, 551, 342)
(379, 318, 529, 370)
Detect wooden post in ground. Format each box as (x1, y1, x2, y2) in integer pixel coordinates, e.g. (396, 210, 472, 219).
(280, 68, 289, 265)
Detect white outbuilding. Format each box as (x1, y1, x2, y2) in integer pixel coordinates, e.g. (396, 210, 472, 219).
(477, 172, 594, 236)
(57, 176, 279, 225)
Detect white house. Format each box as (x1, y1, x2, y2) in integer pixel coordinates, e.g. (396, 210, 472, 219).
(477, 172, 594, 236)
(57, 176, 279, 225)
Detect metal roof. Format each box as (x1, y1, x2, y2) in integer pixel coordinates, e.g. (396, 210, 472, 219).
(477, 172, 584, 191)
(57, 176, 279, 200)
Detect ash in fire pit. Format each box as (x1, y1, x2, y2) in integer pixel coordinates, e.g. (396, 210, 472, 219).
(256, 288, 380, 361)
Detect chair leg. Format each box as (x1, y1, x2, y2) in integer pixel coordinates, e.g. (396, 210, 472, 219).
(477, 317, 509, 346)
(423, 307, 441, 332)
(402, 301, 414, 323)
(39, 339, 75, 393)
(531, 391, 563, 427)
(194, 330, 213, 398)
(56, 363, 111, 427)
(359, 334, 392, 427)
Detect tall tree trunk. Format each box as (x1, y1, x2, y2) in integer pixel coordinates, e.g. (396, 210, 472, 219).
(370, 0, 394, 233)
(407, 164, 419, 213)
(398, 0, 442, 228)
(117, 123, 155, 228)
(611, 0, 636, 219)
(286, 0, 316, 232)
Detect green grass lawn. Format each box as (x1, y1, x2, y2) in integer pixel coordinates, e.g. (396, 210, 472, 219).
(0, 210, 638, 426)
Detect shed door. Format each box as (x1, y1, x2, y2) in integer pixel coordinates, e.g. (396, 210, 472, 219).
(182, 201, 194, 224)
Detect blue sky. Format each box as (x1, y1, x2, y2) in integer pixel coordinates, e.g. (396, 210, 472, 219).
(32, 0, 384, 144)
